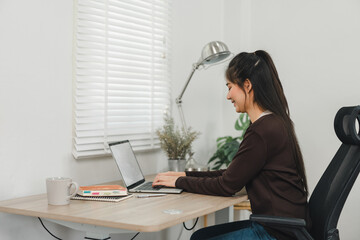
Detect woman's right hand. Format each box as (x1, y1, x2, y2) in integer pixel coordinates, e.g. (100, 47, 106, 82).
(152, 171, 186, 187)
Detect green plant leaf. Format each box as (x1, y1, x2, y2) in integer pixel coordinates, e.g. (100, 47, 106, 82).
(235, 113, 250, 131)
(208, 113, 250, 169)
(208, 155, 218, 163)
(213, 162, 223, 170)
(234, 118, 242, 131)
(227, 149, 238, 162)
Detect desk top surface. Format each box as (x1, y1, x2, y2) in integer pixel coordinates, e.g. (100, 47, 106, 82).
(0, 177, 247, 232)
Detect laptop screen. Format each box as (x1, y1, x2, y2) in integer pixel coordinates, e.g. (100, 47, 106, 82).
(109, 141, 144, 188)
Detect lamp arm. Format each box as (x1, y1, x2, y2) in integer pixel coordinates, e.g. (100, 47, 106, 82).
(175, 63, 201, 131)
(176, 101, 187, 132)
(176, 63, 200, 104)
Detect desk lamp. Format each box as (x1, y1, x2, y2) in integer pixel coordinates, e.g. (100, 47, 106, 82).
(175, 41, 232, 171)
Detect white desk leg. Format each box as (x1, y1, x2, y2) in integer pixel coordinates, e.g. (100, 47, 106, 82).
(215, 206, 234, 225)
(228, 205, 234, 222)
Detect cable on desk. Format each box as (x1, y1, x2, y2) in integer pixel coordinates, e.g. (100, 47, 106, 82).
(84, 237, 110, 240)
(130, 232, 140, 240)
(38, 217, 63, 240)
(183, 217, 199, 231)
(85, 238, 110, 240)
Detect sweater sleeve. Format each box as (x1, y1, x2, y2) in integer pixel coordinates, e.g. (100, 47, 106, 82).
(185, 170, 225, 177)
(175, 129, 267, 196)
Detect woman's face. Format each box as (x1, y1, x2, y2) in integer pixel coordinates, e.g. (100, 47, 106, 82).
(226, 80, 247, 113)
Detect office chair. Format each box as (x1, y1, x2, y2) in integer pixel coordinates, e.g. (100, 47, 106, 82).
(190, 105, 360, 240)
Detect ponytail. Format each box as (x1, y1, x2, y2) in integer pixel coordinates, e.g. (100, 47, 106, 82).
(254, 50, 289, 115)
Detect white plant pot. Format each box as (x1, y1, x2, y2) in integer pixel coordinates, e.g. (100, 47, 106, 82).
(168, 159, 186, 172)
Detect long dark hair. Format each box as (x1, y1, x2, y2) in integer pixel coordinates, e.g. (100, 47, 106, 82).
(226, 50, 309, 196)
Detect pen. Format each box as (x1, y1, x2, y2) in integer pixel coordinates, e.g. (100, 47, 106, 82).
(136, 194, 167, 198)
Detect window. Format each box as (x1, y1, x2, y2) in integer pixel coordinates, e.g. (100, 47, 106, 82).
(72, 0, 172, 159)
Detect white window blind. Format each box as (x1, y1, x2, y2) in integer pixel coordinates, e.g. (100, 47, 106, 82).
(73, 0, 172, 159)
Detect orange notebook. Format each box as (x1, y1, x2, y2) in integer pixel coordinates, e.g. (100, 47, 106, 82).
(80, 185, 125, 191)
(78, 185, 127, 196)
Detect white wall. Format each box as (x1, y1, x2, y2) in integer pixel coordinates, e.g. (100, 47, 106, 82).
(222, 0, 360, 239)
(0, 0, 359, 239)
(170, 0, 226, 166)
(0, 0, 166, 239)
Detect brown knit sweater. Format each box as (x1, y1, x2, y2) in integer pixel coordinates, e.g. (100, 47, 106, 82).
(175, 114, 310, 239)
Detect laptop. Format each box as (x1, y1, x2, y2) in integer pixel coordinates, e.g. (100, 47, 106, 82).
(109, 140, 183, 194)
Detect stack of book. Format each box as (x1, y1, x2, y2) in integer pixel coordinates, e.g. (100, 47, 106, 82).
(71, 185, 132, 202)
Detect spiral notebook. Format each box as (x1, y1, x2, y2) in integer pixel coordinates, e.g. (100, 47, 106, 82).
(71, 194, 133, 202)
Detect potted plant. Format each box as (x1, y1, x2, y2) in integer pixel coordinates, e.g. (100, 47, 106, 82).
(208, 113, 250, 170)
(156, 114, 200, 171)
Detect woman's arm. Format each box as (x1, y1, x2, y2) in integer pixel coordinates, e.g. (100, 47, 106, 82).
(186, 170, 225, 178)
(152, 170, 225, 188)
(175, 130, 267, 196)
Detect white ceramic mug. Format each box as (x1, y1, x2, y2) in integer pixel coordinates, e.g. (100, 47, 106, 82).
(46, 177, 79, 205)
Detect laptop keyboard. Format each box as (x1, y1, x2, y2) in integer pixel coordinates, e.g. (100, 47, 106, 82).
(135, 182, 160, 191)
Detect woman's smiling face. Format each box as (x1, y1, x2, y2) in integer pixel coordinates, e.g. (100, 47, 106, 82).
(226, 80, 247, 113)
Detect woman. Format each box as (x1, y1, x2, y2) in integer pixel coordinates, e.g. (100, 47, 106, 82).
(153, 50, 310, 240)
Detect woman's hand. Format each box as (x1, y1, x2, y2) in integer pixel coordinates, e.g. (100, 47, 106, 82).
(152, 171, 186, 188)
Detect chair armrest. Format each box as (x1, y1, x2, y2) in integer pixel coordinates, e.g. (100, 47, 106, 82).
(250, 214, 306, 227)
(250, 214, 313, 240)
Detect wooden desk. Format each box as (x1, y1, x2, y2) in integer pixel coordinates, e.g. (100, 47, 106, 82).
(0, 180, 247, 238)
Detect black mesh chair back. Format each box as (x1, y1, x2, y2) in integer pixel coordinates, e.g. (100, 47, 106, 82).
(309, 106, 360, 240)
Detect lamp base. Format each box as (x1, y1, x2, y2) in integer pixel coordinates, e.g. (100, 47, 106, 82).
(185, 157, 209, 172)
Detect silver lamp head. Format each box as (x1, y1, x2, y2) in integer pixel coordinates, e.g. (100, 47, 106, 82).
(198, 41, 231, 65)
